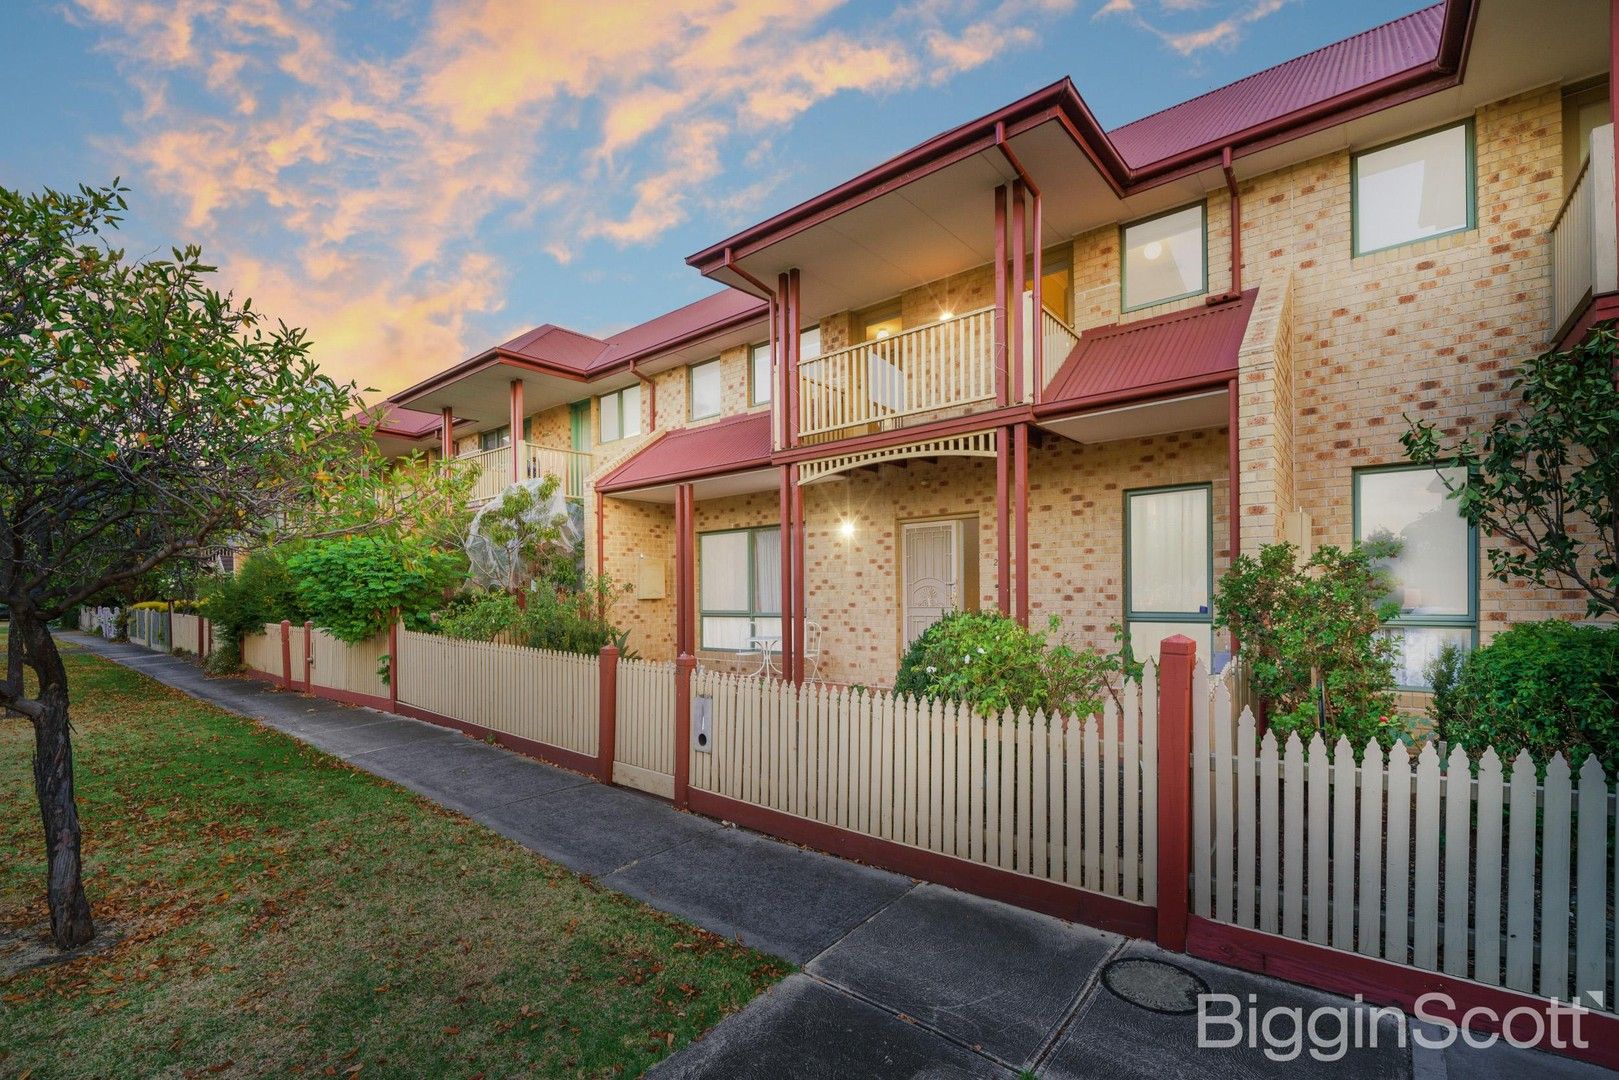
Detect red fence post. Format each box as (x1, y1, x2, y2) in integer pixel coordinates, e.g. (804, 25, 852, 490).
(1156, 634, 1197, 953)
(674, 653, 695, 810)
(598, 645, 619, 785)
(387, 620, 399, 713)
(279, 619, 292, 690)
(302, 621, 314, 691)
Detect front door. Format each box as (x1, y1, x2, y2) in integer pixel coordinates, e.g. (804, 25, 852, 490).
(902, 520, 962, 648)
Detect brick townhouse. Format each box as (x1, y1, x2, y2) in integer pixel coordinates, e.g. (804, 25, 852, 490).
(376, 0, 1614, 705)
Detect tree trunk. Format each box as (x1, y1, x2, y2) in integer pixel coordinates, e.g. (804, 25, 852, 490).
(16, 614, 95, 949)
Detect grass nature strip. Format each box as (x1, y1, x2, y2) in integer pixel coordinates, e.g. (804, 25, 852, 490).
(0, 635, 787, 1077)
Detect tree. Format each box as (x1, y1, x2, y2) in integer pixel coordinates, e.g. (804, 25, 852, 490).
(1402, 326, 1619, 618)
(0, 181, 466, 948)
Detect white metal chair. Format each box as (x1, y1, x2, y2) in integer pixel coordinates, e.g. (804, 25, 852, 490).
(801, 620, 823, 682)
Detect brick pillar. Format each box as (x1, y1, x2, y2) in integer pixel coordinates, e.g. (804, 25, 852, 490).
(1156, 634, 1198, 952)
(1235, 271, 1296, 556)
(598, 645, 619, 784)
(674, 654, 695, 810)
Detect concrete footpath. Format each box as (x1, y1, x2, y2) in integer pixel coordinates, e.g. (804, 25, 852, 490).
(64, 632, 1612, 1080)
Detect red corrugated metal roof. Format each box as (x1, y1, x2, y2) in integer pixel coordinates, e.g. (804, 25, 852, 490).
(1042, 291, 1256, 409)
(1107, 4, 1446, 169)
(594, 290, 767, 370)
(364, 402, 445, 438)
(597, 411, 773, 492)
(496, 323, 609, 368)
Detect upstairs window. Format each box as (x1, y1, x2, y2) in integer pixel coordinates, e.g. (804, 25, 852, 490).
(1121, 203, 1206, 312)
(689, 358, 722, 420)
(1354, 464, 1476, 689)
(598, 385, 642, 443)
(1352, 121, 1474, 256)
(749, 343, 772, 405)
(857, 299, 904, 341)
(478, 425, 511, 453)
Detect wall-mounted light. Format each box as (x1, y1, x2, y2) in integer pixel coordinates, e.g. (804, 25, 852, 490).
(839, 519, 856, 540)
(939, 310, 955, 321)
(1144, 240, 1164, 261)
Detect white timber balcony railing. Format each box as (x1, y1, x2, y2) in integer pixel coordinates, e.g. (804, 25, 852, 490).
(797, 306, 996, 441)
(1039, 305, 1080, 392)
(1550, 123, 1617, 343)
(450, 441, 592, 504)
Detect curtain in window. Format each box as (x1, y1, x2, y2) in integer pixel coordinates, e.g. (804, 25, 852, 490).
(754, 528, 781, 615)
(1129, 488, 1209, 616)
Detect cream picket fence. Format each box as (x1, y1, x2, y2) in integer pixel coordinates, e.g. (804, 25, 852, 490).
(396, 630, 597, 757)
(689, 665, 1158, 900)
(241, 623, 283, 678)
(614, 657, 677, 797)
(309, 628, 389, 701)
(1193, 679, 1618, 1014)
(171, 613, 204, 656)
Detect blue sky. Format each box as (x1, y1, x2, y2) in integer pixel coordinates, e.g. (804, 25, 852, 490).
(2, 0, 1424, 397)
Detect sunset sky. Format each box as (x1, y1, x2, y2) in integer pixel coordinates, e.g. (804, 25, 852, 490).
(4, 0, 1421, 399)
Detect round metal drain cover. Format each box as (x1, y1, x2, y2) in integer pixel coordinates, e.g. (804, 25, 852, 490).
(1100, 957, 1210, 1015)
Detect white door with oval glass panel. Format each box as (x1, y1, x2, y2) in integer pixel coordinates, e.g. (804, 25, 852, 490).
(902, 520, 963, 648)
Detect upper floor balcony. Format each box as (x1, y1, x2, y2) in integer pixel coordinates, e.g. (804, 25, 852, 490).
(449, 440, 592, 505)
(795, 303, 1079, 444)
(1550, 123, 1617, 347)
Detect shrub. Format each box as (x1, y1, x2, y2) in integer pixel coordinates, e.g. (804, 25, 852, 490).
(434, 575, 633, 657)
(1424, 640, 1467, 743)
(1446, 621, 1619, 771)
(893, 611, 1127, 719)
(287, 535, 465, 643)
(1213, 542, 1401, 749)
(199, 548, 307, 669)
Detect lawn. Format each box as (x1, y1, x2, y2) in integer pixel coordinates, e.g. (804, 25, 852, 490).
(0, 634, 787, 1077)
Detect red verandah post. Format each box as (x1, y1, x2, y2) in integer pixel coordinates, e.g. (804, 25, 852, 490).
(674, 653, 695, 810)
(598, 644, 619, 784)
(279, 619, 292, 690)
(1156, 634, 1197, 953)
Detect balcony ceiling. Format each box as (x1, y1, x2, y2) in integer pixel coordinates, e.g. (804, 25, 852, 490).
(396, 360, 637, 433)
(705, 0, 1609, 326)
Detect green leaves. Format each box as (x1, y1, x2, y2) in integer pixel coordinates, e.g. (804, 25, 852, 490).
(286, 536, 465, 644)
(1401, 325, 1619, 618)
(1213, 542, 1400, 748)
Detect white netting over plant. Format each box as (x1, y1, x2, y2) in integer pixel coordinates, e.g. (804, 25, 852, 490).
(464, 477, 579, 590)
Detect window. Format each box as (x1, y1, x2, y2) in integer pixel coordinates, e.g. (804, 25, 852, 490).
(598, 385, 641, 443)
(1354, 465, 1476, 689)
(857, 299, 903, 341)
(1125, 484, 1213, 664)
(749, 343, 772, 405)
(699, 527, 782, 650)
(689, 358, 722, 420)
(1029, 248, 1074, 325)
(1121, 204, 1206, 312)
(1352, 121, 1474, 256)
(478, 425, 510, 452)
(799, 326, 821, 361)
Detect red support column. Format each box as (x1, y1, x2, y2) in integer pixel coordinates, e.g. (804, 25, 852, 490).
(791, 467, 806, 685)
(1014, 423, 1029, 627)
(595, 493, 606, 578)
(387, 619, 399, 713)
(993, 185, 1008, 408)
(302, 620, 313, 691)
(778, 465, 795, 684)
(1010, 180, 1026, 405)
(1031, 189, 1044, 403)
(598, 644, 619, 784)
(769, 293, 782, 449)
(279, 619, 292, 690)
(1227, 376, 1241, 656)
(509, 378, 525, 483)
(674, 487, 688, 656)
(1156, 634, 1198, 953)
(439, 406, 454, 459)
(996, 428, 1010, 614)
(787, 268, 802, 449)
(674, 653, 695, 810)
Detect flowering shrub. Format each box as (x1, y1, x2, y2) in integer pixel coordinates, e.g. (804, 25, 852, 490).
(893, 611, 1128, 719)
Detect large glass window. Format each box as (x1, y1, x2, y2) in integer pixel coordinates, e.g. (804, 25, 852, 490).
(1121, 204, 1206, 312)
(1125, 485, 1213, 663)
(478, 425, 511, 452)
(598, 385, 642, 443)
(1354, 465, 1476, 689)
(1352, 121, 1474, 256)
(689, 358, 722, 420)
(699, 527, 782, 651)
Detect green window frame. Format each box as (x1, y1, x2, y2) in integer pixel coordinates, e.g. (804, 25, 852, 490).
(478, 425, 511, 452)
(1352, 463, 1478, 691)
(688, 357, 723, 420)
(698, 526, 782, 652)
(1351, 118, 1476, 257)
(598, 385, 641, 443)
(1119, 202, 1208, 314)
(1123, 483, 1214, 664)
